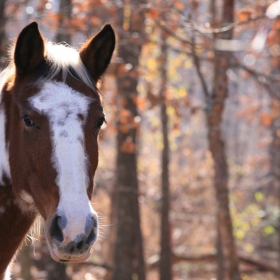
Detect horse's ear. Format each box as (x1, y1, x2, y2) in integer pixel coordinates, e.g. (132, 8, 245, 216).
(79, 24, 115, 82)
(14, 22, 45, 76)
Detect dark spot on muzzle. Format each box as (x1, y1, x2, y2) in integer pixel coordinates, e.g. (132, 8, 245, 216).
(50, 214, 68, 243)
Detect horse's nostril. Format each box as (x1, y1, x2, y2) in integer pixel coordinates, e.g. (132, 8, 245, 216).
(93, 217, 98, 228)
(86, 229, 97, 245)
(76, 240, 84, 250)
(69, 244, 75, 254)
(50, 215, 64, 243)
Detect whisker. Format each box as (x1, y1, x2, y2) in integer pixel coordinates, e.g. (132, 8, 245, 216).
(99, 223, 117, 227)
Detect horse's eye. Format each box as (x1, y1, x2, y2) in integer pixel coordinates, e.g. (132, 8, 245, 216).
(96, 116, 106, 129)
(21, 114, 34, 127)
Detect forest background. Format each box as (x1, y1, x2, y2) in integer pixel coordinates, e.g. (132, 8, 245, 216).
(1, 0, 280, 279)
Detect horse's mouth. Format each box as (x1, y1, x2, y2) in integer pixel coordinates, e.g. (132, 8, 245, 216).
(48, 246, 90, 263)
(46, 238, 90, 263)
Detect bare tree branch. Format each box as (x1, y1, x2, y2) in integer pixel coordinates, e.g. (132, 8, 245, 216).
(147, 252, 279, 275)
(191, 32, 210, 98)
(232, 61, 280, 99)
(154, 18, 193, 46)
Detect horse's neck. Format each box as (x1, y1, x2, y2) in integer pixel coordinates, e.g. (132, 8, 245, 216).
(0, 71, 36, 280)
(0, 70, 11, 188)
(0, 185, 35, 279)
(0, 82, 34, 278)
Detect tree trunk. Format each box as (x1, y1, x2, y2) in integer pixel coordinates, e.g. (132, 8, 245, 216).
(268, 62, 280, 278)
(269, 112, 280, 278)
(44, 256, 68, 280)
(0, 0, 7, 69)
(159, 31, 172, 280)
(216, 221, 225, 280)
(103, 187, 117, 280)
(55, 0, 72, 44)
(207, 0, 241, 279)
(112, 1, 146, 280)
(18, 243, 32, 280)
(37, 239, 69, 280)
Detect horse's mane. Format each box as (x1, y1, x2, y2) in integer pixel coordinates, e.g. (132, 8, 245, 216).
(2, 41, 96, 92)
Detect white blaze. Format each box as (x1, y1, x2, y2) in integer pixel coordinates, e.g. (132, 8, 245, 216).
(0, 69, 11, 185)
(30, 81, 96, 238)
(0, 108, 10, 185)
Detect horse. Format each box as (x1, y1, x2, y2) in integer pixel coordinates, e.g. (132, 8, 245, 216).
(0, 22, 115, 279)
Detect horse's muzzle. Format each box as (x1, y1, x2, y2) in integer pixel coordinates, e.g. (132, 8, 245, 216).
(47, 212, 98, 262)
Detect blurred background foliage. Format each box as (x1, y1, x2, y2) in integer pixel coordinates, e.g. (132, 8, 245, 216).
(2, 0, 280, 279)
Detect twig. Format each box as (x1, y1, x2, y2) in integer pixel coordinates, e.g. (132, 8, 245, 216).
(232, 61, 280, 99)
(147, 252, 279, 275)
(74, 261, 113, 270)
(239, 252, 279, 274)
(187, 15, 266, 35)
(154, 18, 193, 46)
(171, 5, 266, 35)
(191, 31, 210, 98)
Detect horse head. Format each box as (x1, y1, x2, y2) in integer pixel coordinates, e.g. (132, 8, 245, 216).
(7, 22, 115, 262)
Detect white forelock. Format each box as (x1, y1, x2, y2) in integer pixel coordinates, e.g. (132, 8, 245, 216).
(36, 42, 96, 91)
